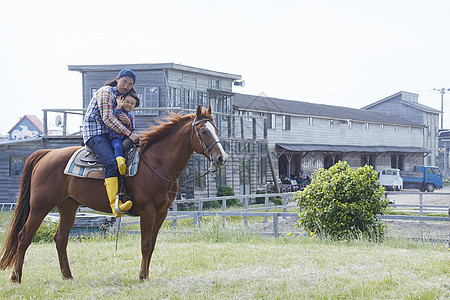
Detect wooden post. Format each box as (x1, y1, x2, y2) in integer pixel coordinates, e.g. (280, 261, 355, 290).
(273, 213, 278, 236)
(222, 198, 226, 228)
(172, 202, 177, 230)
(264, 195, 269, 223)
(267, 152, 280, 193)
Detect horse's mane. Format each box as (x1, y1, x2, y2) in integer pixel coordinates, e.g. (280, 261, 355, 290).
(140, 108, 213, 151)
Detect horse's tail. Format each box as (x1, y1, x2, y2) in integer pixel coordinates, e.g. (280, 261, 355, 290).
(0, 149, 51, 270)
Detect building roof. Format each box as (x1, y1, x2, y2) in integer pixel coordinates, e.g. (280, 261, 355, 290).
(68, 63, 242, 80)
(361, 91, 440, 113)
(233, 93, 422, 127)
(8, 115, 43, 134)
(276, 143, 428, 154)
(400, 100, 441, 114)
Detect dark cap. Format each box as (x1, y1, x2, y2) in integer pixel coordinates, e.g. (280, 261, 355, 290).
(117, 69, 136, 83)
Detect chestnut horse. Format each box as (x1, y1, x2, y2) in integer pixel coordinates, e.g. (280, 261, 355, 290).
(0, 105, 228, 282)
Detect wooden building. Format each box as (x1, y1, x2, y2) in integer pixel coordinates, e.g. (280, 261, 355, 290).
(362, 91, 440, 167)
(232, 93, 428, 182)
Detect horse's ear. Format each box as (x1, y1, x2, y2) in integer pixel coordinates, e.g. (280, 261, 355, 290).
(207, 104, 212, 115)
(196, 105, 202, 118)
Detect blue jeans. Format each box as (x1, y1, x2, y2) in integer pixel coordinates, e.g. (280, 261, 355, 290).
(111, 138, 124, 158)
(86, 134, 118, 179)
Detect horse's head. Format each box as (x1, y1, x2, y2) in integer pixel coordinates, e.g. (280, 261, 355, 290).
(192, 105, 228, 168)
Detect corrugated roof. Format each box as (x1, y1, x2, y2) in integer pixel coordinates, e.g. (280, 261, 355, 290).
(276, 143, 428, 153)
(233, 93, 421, 127)
(400, 100, 441, 113)
(68, 63, 241, 80)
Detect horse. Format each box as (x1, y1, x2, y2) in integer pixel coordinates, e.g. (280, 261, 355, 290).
(0, 105, 228, 283)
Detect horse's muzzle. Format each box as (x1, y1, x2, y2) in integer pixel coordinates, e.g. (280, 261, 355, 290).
(213, 152, 228, 168)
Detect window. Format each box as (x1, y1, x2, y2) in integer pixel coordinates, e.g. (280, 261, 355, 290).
(308, 117, 313, 126)
(10, 157, 25, 177)
(282, 115, 291, 130)
(136, 87, 159, 115)
(216, 166, 226, 187)
(395, 125, 399, 132)
(365, 123, 370, 130)
(208, 79, 220, 90)
(258, 142, 268, 153)
(267, 113, 276, 129)
(194, 156, 207, 188)
(380, 124, 384, 131)
(185, 89, 195, 109)
(348, 121, 353, 129)
(329, 119, 334, 128)
(169, 87, 181, 107)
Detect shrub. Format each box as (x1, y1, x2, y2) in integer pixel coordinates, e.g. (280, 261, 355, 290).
(217, 186, 240, 207)
(255, 190, 267, 204)
(33, 218, 58, 243)
(294, 161, 388, 241)
(271, 197, 283, 206)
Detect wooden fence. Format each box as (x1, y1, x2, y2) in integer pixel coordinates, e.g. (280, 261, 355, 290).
(1, 192, 449, 237)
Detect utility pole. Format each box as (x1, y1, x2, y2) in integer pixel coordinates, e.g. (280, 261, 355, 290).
(433, 87, 450, 130)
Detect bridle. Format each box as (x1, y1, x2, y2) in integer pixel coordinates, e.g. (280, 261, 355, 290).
(138, 116, 221, 184)
(191, 117, 221, 160)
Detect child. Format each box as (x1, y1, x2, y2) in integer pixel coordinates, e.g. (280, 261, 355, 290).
(109, 92, 140, 175)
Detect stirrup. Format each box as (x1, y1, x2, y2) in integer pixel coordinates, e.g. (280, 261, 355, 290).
(114, 193, 128, 214)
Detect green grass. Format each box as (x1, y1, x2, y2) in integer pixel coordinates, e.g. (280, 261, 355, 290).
(0, 214, 449, 299)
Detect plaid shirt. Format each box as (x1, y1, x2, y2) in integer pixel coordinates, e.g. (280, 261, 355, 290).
(82, 86, 128, 143)
(108, 107, 134, 140)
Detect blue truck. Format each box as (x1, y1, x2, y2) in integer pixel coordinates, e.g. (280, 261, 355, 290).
(402, 166, 443, 192)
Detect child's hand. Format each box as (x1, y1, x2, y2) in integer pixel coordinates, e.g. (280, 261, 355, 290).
(116, 95, 124, 109)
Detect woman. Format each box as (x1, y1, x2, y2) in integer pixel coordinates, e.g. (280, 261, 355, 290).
(82, 69, 140, 218)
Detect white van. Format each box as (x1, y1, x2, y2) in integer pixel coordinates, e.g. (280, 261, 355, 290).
(378, 169, 403, 191)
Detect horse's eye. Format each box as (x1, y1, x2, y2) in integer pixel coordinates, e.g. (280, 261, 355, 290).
(201, 130, 208, 135)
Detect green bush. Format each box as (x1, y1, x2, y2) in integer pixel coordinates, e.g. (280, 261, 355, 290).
(294, 161, 388, 241)
(217, 186, 240, 207)
(255, 190, 267, 204)
(271, 197, 283, 206)
(33, 219, 58, 243)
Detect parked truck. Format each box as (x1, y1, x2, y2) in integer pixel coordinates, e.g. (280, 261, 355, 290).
(378, 169, 403, 191)
(401, 166, 443, 192)
(378, 166, 443, 192)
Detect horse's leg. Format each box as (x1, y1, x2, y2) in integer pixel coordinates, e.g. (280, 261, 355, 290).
(139, 210, 168, 281)
(11, 209, 49, 283)
(54, 199, 79, 280)
(138, 207, 156, 281)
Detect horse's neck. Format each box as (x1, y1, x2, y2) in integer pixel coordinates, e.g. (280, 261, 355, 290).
(145, 121, 194, 177)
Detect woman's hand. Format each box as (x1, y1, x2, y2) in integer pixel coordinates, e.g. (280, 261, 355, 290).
(118, 112, 131, 126)
(129, 132, 140, 144)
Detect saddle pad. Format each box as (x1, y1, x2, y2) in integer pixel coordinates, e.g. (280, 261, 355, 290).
(64, 148, 140, 179)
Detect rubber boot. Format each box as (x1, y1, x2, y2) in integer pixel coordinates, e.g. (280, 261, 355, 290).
(104, 177, 132, 218)
(116, 156, 126, 176)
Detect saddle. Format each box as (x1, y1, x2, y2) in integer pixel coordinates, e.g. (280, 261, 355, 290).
(64, 139, 139, 179)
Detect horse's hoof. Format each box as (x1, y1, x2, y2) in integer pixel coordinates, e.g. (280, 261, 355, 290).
(10, 271, 21, 283)
(63, 275, 73, 280)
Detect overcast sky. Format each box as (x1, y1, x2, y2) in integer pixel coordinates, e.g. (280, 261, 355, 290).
(1, 0, 449, 134)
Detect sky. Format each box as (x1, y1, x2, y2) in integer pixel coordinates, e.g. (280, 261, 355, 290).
(1, 0, 450, 135)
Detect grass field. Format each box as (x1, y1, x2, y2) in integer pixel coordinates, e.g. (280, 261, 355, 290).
(0, 212, 449, 299)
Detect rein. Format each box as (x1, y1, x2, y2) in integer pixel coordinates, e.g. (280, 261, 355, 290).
(138, 117, 217, 184)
